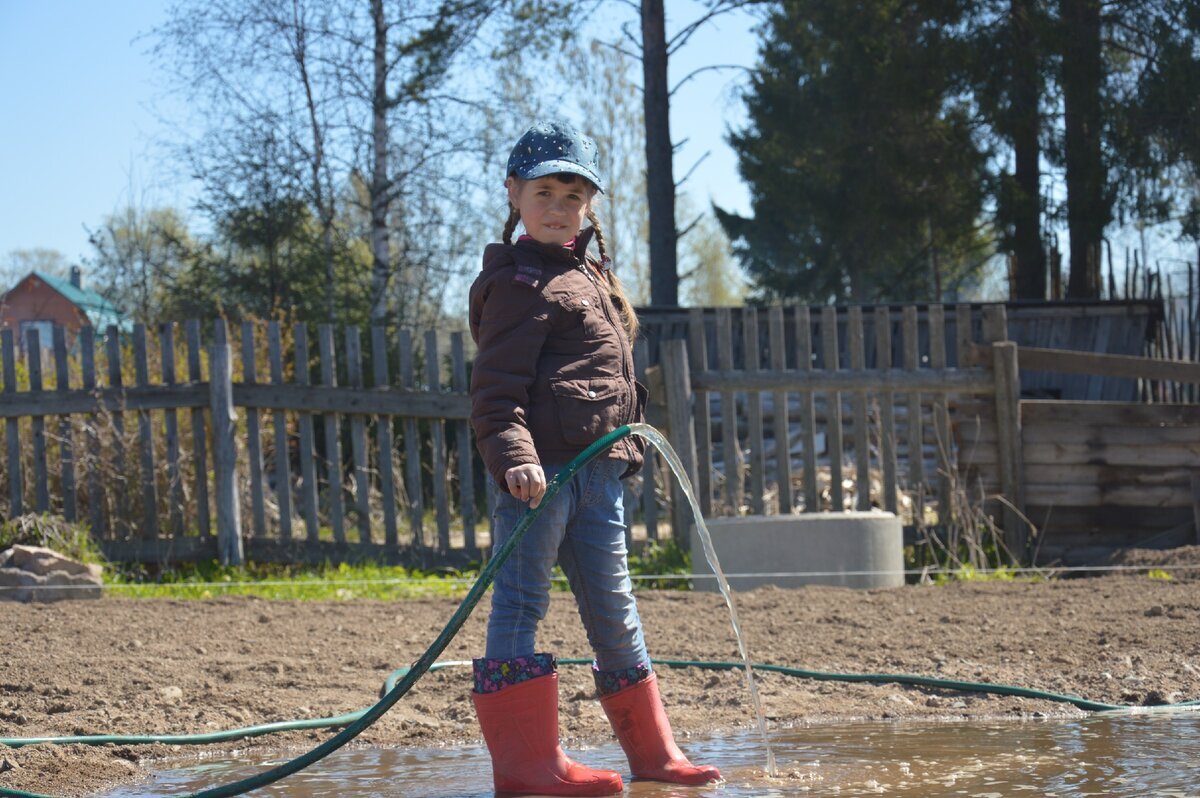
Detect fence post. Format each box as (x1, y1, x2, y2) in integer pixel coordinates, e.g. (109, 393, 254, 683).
(209, 334, 243, 565)
(660, 338, 699, 552)
(992, 340, 1027, 563)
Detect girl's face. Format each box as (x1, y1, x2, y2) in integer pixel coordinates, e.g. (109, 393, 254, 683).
(507, 174, 594, 246)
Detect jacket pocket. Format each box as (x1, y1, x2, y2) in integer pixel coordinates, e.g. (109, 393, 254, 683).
(549, 376, 626, 446)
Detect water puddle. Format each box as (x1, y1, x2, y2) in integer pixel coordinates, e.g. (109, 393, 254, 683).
(106, 712, 1200, 796)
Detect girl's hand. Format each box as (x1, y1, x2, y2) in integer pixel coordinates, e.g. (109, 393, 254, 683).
(505, 464, 547, 508)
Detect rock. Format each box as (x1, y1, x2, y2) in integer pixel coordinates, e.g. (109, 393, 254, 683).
(0, 546, 102, 603)
(158, 686, 184, 704)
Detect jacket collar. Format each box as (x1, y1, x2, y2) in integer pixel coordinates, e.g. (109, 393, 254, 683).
(514, 226, 597, 267)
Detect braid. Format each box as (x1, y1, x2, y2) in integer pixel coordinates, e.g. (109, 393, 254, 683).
(586, 209, 608, 264)
(586, 208, 639, 342)
(502, 205, 521, 244)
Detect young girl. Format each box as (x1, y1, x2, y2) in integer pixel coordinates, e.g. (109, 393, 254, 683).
(468, 121, 722, 796)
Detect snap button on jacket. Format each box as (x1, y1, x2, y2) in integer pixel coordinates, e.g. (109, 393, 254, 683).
(468, 230, 647, 493)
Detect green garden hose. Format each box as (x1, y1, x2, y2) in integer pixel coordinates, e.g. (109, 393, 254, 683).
(2, 424, 1198, 797)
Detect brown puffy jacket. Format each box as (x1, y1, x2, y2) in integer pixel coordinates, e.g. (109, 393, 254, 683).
(468, 228, 647, 492)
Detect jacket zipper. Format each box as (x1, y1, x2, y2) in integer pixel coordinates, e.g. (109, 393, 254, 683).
(577, 261, 637, 426)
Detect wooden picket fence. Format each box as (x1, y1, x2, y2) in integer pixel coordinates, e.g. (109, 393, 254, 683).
(0, 319, 496, 566)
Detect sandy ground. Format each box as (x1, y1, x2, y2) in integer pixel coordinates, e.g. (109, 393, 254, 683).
(2, 557, 1199, 796)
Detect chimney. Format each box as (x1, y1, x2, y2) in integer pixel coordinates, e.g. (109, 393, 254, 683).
(70, 266, 82, 290)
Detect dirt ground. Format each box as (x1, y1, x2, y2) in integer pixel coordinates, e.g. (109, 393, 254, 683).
(3, 551, 1200, 797)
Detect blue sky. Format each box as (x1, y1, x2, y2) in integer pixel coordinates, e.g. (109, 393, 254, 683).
(0, 1, 758, 268)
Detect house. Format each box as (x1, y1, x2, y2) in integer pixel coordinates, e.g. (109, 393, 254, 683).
(0, 267, 128, 352)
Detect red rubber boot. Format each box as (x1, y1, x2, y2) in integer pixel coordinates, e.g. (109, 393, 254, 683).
(600, 673, 722, 785)
(472, 672, 624, 796)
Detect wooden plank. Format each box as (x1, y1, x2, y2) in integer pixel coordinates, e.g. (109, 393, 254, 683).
(1020, 441, 1200, 468)
(716, 307, 740, 515)
(661, 338, 699, 548)
(226, 384, 471, 418)
(399, 329, 425, 547)
(426, 330, 451, 550)
(979, 421, 1200, 447)
(185, 320, 211, 539)
(742, 307, 765, 514)
(293, 325, 320, 543)
(992, 341, 1027, 560)
(371, 326, 398, 549)
(106, 326, 130, 538)
(318, 324, 345, 544)
(81, 328, 104, 537)
(848, 306, 870, 511)
(955, 304, 973, 368)
(767, 306, 792, 514)
(240, 321, 267, 539)
(687, 307, 714, 516)
(159, 323, 184, 538)
(795, 306, 819, 512)
(267, 322, 293, 541)
(451, 332, 476, 552)
(822, 306, 844, 511)
(132, 324, 158, 539)
(635, 337, 658, 541)
(0, 384, 210, 417)
(1018, 346, 1200, 384)
(1025, 482, 1190, 508)
(928, 305, 952, 525)
(1021, 400, 1200, 427)
(1022, 463, 1197, 485)
(345, 327, 371, 544)
(208, 323, 243, 565)
(53, 327, 77, 522)
(981, 304, 1008, 343)
(0, 329, 18, 517)
(902, 306, 924, 524)
(874, 307, 898, 514)
(26, 329, 49, 513)
(688, 368, 992, 394)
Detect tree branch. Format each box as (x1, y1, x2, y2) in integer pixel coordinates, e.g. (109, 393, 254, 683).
(675, 150, 711, 191)
(669, 63, 751, 98)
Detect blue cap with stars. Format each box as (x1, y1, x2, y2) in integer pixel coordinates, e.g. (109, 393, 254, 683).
(506, 121, 605, 194)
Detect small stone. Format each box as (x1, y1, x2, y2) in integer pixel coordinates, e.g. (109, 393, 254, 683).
(1146, 606, 1165, 617)
(0, 756, 19, 773)
(130, 639, 144, 650)
(158, 686, 183, 703)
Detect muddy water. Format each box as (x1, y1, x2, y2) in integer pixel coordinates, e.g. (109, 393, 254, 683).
(105, 712, 1200, 797)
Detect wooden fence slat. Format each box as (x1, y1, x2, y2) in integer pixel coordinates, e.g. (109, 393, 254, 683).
(160, 323, 184, 538)
(902, 306, 924, 524)
(956, 303, 973, 367)
(106, 326, 130, 538)
(267, 322, 294, 541)
(743, 307, 765, 514)
(929, 305, 953, 526)
(848, 307, 870, 511)
(371, 326, 398, 549)
(874, 307, 898, 514)
(345, 326, 371, 544)
(768, 307, 793, 514)
(293, 325, 320, 542)
(132, 324, 159, 539)
(209, 322, 243, 565)
(821, 307, 844, 511)
(185, 320, 211, 539)
(240, 321, 267, 539)
(451, 332, 476, 552)
(794, 306, 819, 512)
(661, 338, 699, 548)
(426, 330, 451, 550)
(27, 330, 50, 513)
(53, 327, 77, 522)
(634, 337, 658, 541)
(2, 330, 20, 517)
(399, 330, 425, 547)
(687, 307, 714, 516)
(318, 324, 345, 543)
(716, 307, 741, 515)
(82, 327, 104, 537)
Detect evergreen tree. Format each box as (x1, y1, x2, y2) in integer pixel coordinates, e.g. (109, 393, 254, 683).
(718, 0, 991, 303)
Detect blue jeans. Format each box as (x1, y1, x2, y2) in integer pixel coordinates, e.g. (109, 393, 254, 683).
(485, 457, 649, 672)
